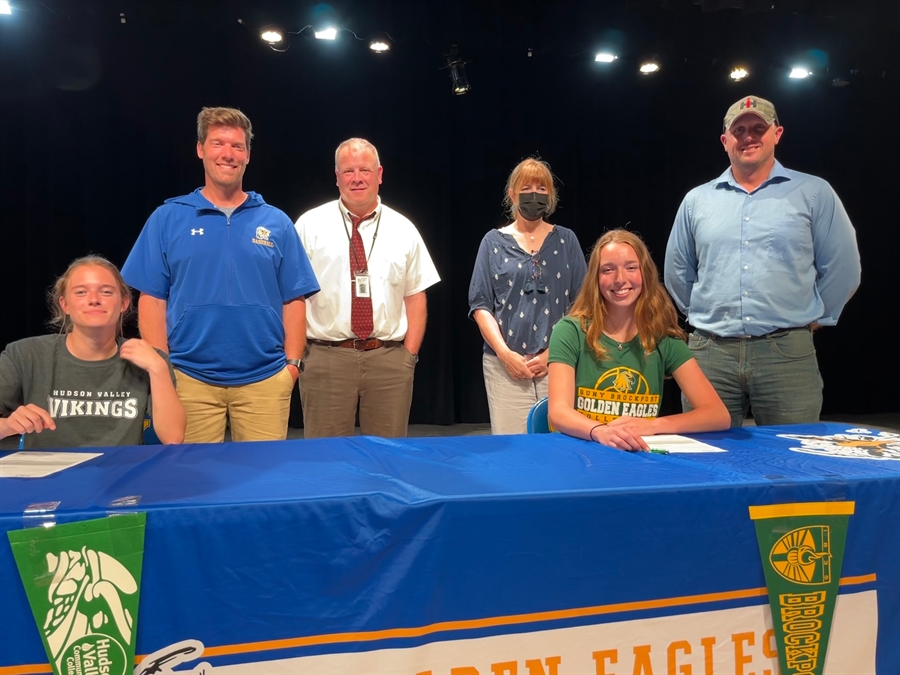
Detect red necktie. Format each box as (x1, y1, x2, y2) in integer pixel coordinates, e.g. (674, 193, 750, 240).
(349, 212, 376, 339)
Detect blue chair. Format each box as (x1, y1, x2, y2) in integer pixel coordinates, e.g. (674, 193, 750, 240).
(526, 397, 551, 434)
(142, 416, 162, 445)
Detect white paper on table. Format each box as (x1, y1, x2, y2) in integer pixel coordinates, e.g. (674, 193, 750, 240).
(640, 434, 727, 453)
(0, 451, 102, 478)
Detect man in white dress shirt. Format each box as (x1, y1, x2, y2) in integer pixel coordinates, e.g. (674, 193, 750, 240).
(294, 138, 440, 437)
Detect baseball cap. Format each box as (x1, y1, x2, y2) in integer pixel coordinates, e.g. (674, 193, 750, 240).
(723, 96, 779, 130)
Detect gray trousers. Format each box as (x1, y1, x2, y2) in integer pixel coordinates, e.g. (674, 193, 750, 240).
(482, 352, 549, 435)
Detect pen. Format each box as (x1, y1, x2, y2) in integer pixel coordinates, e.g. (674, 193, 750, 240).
(648, 448, 669, 455)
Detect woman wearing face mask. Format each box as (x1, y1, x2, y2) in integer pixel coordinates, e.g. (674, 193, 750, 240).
(468, 158, 587, 434)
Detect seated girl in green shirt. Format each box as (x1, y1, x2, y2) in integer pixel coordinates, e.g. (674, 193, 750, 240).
(548, 229, 729, 451)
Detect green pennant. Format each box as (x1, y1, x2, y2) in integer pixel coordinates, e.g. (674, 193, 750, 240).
(7, 513, 146, 675)
(749, 501, 854, 675)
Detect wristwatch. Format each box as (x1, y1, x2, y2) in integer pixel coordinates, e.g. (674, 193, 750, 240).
(286, 359, 305, 373)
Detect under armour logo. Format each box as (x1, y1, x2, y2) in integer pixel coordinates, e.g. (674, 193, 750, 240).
(191, 228, 204, 236)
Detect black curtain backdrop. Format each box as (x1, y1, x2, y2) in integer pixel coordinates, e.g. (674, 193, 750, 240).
(1, 0, 897, 425)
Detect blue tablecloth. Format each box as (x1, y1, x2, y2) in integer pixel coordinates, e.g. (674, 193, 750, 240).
(1, 423, 898, 674)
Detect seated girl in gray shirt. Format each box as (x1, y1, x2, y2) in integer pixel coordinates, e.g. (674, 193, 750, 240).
(0, 255, 185, 448)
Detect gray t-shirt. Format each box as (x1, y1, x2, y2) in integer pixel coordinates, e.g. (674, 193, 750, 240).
(0, 334, 175, 449)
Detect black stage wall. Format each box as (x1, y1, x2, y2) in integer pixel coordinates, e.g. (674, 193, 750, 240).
(1, 0, 897, 424)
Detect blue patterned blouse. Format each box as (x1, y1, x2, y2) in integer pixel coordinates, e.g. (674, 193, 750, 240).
(469, 225, 587, 356)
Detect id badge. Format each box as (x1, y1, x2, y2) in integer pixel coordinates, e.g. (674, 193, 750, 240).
(354, 274, 371, 298)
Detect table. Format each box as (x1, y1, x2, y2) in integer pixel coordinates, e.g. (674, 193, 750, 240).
(2, 422, 898, 674)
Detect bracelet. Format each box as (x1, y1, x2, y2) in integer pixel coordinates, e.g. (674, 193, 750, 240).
(589, 424, 606, 442)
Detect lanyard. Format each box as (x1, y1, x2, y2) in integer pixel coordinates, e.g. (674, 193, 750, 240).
(340, 205, 382, 274)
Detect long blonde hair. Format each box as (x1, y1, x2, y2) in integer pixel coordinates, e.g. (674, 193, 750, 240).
(567, 229, 684, 360)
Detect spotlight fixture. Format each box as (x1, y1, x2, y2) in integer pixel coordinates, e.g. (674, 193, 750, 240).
(449, 65, 470, 95)
(595, 52, 617, 63)
(442, 44, 472, 96)
(314, 27, 338, 40)
(831, 69, 856, 87)
(789, 67, 811, 79)
(258, 24, 291, 52)
(639, 61, 660, 74)
(0, 0, 11, 15)
(730, 67, 749, 81)
(369, 33, 392, 54)
(260, 26, 285, 45)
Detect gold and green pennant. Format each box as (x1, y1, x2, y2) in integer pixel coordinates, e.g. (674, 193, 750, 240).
(7, 513, 146, 675)
(749, 501, 854, 675)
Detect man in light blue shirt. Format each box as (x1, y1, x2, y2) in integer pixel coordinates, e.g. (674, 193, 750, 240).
(664, 96, 860, 427)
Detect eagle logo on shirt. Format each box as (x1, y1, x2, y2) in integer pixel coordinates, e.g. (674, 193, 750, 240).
(596, 367, 649, 395)
(611, 370, 636, 393)
(575, 367, 660, 423)
(252, 227, 274, 248)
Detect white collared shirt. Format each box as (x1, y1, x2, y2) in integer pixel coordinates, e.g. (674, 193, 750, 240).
(294, 198, 440, 341)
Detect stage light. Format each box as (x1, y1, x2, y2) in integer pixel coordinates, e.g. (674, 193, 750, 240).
(442, 44, 472, 96)
(369, 33, 392, 53)
(0, 0, 11, 15)
(789, 67, 811, 79)
(449, 64, 471, 95)
(831, 69, 857, 87)
(314, 27, 337, 40)
(595, 52, 617, 63)
(639, 61, 660, 74)
(260, 27, 284, 44)
(730, 67, 749, 81)
(258, 24, 290, 52)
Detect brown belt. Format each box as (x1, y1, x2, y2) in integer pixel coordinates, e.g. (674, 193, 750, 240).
(308, 338, 404, 351)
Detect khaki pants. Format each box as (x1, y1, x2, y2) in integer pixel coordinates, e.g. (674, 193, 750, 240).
(482, 352, 548, 435)
(299, 343, 416, 438)
(174, 368, 295, 443)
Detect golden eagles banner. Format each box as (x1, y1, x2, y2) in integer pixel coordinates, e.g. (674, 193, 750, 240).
(749, 501, 854, 675)
(7, 513, 146, 675)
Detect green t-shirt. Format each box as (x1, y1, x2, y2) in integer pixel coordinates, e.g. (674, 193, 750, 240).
(548, 317, 692, 424)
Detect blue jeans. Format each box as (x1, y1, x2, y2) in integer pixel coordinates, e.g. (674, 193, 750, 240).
(682, 328, 823, 427)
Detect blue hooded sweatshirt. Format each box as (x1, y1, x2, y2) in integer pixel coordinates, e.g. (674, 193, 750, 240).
(122, 189, 319, 385)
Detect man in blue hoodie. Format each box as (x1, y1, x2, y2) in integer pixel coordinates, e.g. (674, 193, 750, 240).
(122, 107, 319, 443)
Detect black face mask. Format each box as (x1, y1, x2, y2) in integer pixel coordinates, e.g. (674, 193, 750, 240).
(517, 192, 550, 222)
